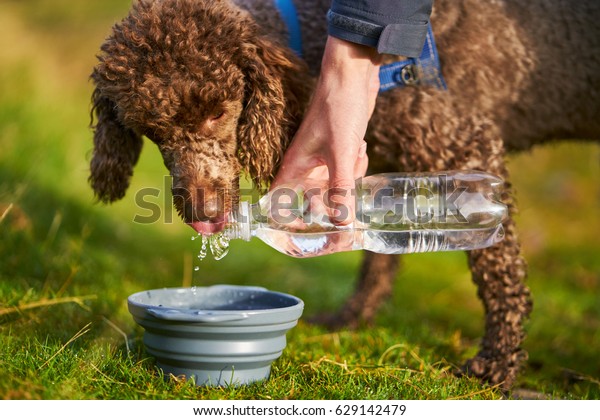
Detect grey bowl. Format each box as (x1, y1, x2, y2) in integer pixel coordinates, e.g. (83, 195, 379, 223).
(128, 285, 304, 387)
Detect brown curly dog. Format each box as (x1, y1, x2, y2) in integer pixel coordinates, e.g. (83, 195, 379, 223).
(89, 0, 600, 390)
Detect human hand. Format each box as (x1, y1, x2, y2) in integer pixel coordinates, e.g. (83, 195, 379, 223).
(271, 36, 381, 225)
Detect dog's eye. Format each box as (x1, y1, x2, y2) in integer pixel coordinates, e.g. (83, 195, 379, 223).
(209, 111, 224, 121)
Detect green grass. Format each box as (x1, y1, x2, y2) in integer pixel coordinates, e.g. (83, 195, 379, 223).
(0, 1, 598, 400)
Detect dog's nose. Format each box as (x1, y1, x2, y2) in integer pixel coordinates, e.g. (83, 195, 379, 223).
(198, 199, 220, 221)
(192, 188, 227, 224)
(188, 197, 228, 235)
(173, 186, 225, 221)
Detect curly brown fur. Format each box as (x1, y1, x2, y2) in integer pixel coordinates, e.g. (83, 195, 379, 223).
(89, 0, 600, 391)
(90, 0, 311, 222)
(89, 89, 143, 203)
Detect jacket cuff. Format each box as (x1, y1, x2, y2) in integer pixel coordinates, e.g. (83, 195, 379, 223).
(327, 9, 429, 57)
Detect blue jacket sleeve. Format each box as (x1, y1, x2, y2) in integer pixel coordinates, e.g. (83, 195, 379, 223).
(327, 0, 433, 57)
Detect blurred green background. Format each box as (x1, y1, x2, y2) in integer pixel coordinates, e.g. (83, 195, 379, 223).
(0, 0, 598, 399)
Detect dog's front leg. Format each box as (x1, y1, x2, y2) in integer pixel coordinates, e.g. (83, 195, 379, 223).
(463, 185, 532, 391)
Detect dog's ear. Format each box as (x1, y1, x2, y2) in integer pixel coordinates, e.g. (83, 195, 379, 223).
(236, 34, 307, 191)
(89, 87, 143, 203)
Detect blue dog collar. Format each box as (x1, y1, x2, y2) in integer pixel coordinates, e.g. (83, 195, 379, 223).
(274, 0, 446, 92)
(378, 24, 447, 91)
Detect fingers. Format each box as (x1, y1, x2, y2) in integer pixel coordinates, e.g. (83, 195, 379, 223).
(327, 145, 363, 226)
(273, 138, 368, 227)
(327, 179, 356, 226)
(354, 140, 369, 179)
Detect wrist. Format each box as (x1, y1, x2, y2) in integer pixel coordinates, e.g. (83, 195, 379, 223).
(320, 36, 382, 95)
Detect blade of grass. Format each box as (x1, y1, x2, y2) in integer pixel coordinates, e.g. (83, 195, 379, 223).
(102, 316, 130, 354)
(0, 295, 96, 317)
(378, 343, 430, 372)
(0, 203, 14, 224)
(41, 322, 91, 368)
(182, 252, 192, 287)
(447, 383, 505, 400)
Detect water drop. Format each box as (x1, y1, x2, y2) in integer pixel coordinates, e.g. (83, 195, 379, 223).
(194, 232, 230, 263)
(194, 266, 200, 272)
(209, 232, 230, 261)
(197, 235, 208, 261)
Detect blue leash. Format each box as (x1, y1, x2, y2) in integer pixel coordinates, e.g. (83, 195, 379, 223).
(274, 0, 446, 93)
(274, 0, 303, 57)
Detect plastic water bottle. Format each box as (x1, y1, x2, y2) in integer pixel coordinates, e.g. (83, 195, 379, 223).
(224, 170, 508, 258)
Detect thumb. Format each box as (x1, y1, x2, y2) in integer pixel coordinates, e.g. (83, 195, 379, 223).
(271, 147, 315, 190)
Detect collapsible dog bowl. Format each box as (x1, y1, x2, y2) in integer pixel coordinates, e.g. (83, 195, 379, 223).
(127, 285, 304, 386)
